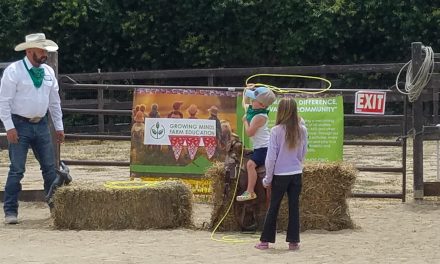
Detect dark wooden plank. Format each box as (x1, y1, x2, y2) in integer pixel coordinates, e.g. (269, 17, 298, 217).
(0, 190, 46, 202)
(63, 160, 129, 166)
(60, 63, 406, 82)
(356, 166, 404, 173)
(351, 193, 403, 199)
(62, 108, 131, 115)
(344, 140, 402, 146)
(423, 182, 440, 196)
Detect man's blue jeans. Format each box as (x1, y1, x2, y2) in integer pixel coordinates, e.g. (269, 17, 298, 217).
(3, 115, 56, 216)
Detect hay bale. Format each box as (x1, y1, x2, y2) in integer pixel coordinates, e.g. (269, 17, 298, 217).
(278, 162, 357, 231)
(206, 162, 239, 231)
(208, 161, 357, 232)
(53, 180, 193, 230)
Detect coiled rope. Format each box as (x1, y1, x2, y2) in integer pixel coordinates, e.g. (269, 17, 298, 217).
(395, 46, 435, 102)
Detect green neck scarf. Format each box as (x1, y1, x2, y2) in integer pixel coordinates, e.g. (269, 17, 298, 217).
(23, 59, 44, 88)
(246, 105, 269, 123)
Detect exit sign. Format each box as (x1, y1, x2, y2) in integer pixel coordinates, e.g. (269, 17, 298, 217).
(354, 91, 386, 115)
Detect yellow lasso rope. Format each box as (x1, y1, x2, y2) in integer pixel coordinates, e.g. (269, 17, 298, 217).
(210, 127, 260, 243)
(103, 180, 160, 189)
(245, 73, 332, 94)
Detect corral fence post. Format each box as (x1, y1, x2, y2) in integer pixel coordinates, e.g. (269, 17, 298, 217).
(97, 68, 105, 133)
(411, 42, 424, 200)
(47, 51, 61, 168)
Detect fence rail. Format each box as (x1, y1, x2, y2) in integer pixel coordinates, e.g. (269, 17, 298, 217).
(2, 61, 413, 202)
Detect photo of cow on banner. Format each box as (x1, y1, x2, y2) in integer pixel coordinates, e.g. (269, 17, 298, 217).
(130, 88, 239, 179)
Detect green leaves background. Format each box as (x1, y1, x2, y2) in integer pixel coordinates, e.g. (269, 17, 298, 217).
(0, 0, 438, 73)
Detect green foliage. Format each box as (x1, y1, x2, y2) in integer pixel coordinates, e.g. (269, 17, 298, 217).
(0, 0, 439, 72)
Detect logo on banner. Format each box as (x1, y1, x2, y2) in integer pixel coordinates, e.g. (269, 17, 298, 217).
(354, 91, 386, 115)
(149, 122, 165, 139)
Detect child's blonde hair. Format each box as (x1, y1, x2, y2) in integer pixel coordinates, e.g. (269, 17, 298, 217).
(275, 97, 302, 149)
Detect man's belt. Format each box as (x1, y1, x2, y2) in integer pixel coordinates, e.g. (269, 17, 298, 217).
(12, 114, 44, 123)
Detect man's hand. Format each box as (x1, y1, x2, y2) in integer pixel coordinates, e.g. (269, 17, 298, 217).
(56, 130, 65, 143)
(6, 128, 18, 144)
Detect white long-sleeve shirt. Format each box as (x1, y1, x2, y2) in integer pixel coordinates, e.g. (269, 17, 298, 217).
(0, 56, 63, 131)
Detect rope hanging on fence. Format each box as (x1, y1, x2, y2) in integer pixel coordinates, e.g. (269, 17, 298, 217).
(395, 46, 435, 102)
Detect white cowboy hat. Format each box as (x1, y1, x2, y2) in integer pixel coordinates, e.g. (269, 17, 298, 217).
(14, 33, 59, 52)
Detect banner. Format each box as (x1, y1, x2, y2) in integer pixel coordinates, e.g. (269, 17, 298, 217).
(130, 88, 238, 178)
(130, 90, 344, 181)
(237, 95, 344, 162)
(295, 96, 344, 161)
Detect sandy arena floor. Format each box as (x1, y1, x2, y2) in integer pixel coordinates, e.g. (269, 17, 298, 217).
(0, 138, 440, 263)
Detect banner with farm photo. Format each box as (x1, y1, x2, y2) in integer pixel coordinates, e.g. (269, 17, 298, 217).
(130, 88, 238, 178)
(130, 89, 344, 180)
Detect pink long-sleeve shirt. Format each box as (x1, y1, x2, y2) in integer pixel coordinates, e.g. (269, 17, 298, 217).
(263, 123, 308, 186)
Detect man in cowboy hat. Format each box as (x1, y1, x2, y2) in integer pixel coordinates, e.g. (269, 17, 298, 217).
(0, 33, 64, 224)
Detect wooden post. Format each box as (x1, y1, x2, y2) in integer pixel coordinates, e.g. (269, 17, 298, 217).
(402, 95, 408, 202)
(411, 42, 424, 200)
(47, 52, 60, 167)
(208, 74, 214, 86)
(97, 69, 105, 133)
(433, 79, 439, 125)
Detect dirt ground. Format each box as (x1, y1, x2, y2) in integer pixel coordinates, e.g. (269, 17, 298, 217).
(1, 138, 440, 263)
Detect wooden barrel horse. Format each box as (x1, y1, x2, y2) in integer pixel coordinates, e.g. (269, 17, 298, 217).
(224, 137, 269, 232)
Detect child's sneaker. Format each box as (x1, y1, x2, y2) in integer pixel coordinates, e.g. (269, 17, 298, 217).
(236, 191, 257, 201)
(288, 242, 300, 251)
(255, 241, 269, 250)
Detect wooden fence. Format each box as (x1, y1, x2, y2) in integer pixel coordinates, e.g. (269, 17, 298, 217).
(58, 63, 411, 201)
(2, 42, 440, 201)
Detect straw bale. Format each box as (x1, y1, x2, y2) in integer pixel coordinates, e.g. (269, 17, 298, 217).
(206, 161, 239, 231)
(52, 180, 193, 230)
(208, 161, 357, 232)
(278, 162, 357, 231)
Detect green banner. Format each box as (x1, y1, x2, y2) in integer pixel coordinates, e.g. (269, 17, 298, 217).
(130, 90, 344, 178)
(237, 95, 344, 162)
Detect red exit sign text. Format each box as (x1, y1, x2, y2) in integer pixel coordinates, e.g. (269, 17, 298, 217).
(354, 91, 386, 115)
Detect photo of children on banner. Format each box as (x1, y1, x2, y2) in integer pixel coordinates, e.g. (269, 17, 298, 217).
(236, 85, 276, 202)
(131, 107, 146, 162)
(187, 104, 199, 119)
(168, 101, 184, 118)
(131, 109, 145, 144)
(148, 103, 160, 118)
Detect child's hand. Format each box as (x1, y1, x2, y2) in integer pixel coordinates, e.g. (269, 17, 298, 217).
(246, 83, 256, 89)
(262, 178, 271, 188)
(242, 115, 247, 123)
(263, 182, 271, 189)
